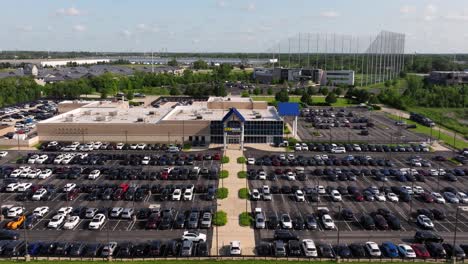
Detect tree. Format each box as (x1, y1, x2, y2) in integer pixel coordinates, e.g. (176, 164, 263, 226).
(320, 87, 329, 96)
(384, 80, 391, 87)
(325, 92, 337, 104)
(193, 59, 208, 70)
(300, 93, 313, 105)
(241, 91, 249, 97)
(253, 88, 261, 95)
(169, 85, 181, 95)
(168, 58, 178, 67)
(275, 89, 289, 102)
(267, 87, 273, 95)
(334, 87, 343, 96)
(126, 90, 134, 100)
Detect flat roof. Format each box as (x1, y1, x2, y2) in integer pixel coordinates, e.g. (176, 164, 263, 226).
(207, 97, 253, 103)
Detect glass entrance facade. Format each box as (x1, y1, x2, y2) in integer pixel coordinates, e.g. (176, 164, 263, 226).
(210, 120, 283, 144)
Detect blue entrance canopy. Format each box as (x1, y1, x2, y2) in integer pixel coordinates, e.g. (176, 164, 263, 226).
(278, 102, 300, 116)
(222, 108, 246, 123)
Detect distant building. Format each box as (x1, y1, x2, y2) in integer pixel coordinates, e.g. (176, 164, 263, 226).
(40, 59, 111, 67)
(253, 67, 353, 86)
(321, 70, 355, 86)
(426, 71, 468, 85)
(23, 64, 38, 76)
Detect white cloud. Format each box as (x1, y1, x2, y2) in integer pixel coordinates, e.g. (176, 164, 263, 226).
(320, 10, 340, 18)
(400, 5, 414, 14)
(424, 4, 437, 21)
(192, 39, 200, 44)
(216, 0, 226, 8)
(56, 7, 81, 16)
(17, 25, 33, 32)
(121, 30, 132, 38)
(72, 24, 86, 32)
(244, 3, 256, 12)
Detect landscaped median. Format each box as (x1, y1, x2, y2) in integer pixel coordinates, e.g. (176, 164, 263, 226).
(213, 211, 227, 226)
(239, 211, 253, 227)
(238, 188, 249, 199)
(221, 156, 230, 164)
(216, 187, 229, 199)
(237, 171, 247, 178)
(219, 170, 229, 179)
(237, 156, 246, 164)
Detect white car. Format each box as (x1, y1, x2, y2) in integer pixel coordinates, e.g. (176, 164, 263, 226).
(286, 171, 296, 181)
(61, 155, 74, 165)
(18, 183, 32, 192)
(230, 241, 242, 255)
(183, 187, 194, 201)
(301, 143, 309, 151)
(38, 169, 53, 179)
(331, 190, 342, 202)
(7, 206, 25, 218)
(137, 143, 146, 150)
(457, 192, 468, 203)
(398, 244, 416, 258)
(316, 185, 326, 194)
(0, 151, 8, 157)
(33, 206, 49, 217)
(36, 154, 49, 164)
(9, 169, 23, 178)
(5, 183, 21, 192)
(101, 242, 118, 257)
(28, 155, 40, 164)
(247, 158, 255, 165)
(141, 156, 151, 165)
(322, 214, 335, 230)
(93, 142, 103, 149)
(353, 144, 362, 151)
(417, 215, 434, 229)
(58, 207, 73, 215)
(432, 192, 446, 204)
(116, 143, 125, 150)
(331, 147, 346, 154)
(281, 214, 293, 229)
(88, 170, 101, 180)
(262, 185, 272, 201)
(386, 193, 399, 202)
(366, 241, 382, 257)
(172, 189, 182, 201)
(48, 214, 66, 229)
(110, 207, 124, 218)
(413, 186, 425, 194)
(63, 216, 80, 230)
(302, 239, 318, 257)
(295, 143, 302, 151)
(89, 214, 106, 230)
(295, 190, 305, 202)
(28, 169, 42, 179)
(250, 189, 260, 200)
(375, 193, 386, 202)
(32, 188, 47, 201)
(257, 171, 267, 180)
(182, 231, 207, 242)
(63, 183, 77, 192)
(54, 155, 66, 164)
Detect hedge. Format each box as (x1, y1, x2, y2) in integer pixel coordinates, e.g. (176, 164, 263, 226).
(213, 211, 227, 226)
(221, 156, 230, 164)
(216, 187, 228, 199)
(237, 156, 246, 164)
(238, 188, 249, 199)
(220, 170, 229, 179)
(239, 212, 253, 227)
(182, 143, 191, 150)
(237, 171, 247, 178)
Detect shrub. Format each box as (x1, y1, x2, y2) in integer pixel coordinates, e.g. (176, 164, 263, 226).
(287, 137, 298, 146)
(213, 211, 227, 226)
(237, 156, 246, 164)
(237, 171, 247, 178)
(182, 143, 191, 150)
(239, 212, 253, 227)
(219, 170, 229, 179)
(221, 156, 230, 164)
(216, 187, 228, 199)
(238, 188, 249, 199)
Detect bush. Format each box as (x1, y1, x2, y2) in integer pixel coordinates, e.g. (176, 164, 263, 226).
(213, 211, 227, 226)
(238, 188, 249, 199)
(237, 171, 247, 178)
(221, 156, 230, 164)
(216, 187, 228, 199)
(239, 212, 253, 227)
(237, 156, 246, 164)
(182, 143, 191, 150)
(220, 170, 229, 179)
(287, 137, 298, 146)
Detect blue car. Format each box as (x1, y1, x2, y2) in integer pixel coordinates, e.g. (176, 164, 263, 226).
(28, 242, 42, 256)
(381, 242, 399, 258)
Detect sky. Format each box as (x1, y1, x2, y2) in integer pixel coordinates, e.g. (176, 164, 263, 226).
(2, 0, 468, 53)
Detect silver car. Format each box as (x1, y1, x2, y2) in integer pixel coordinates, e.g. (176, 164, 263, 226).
(181, 240, 193, 257)
(200, 212, 212, 228)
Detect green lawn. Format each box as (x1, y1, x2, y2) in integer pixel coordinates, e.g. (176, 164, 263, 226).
(387, 114, 468, 150)
(408, 107, 468, 138)
(251, 96, 354, 107)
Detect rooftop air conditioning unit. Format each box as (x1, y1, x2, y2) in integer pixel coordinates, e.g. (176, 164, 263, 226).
(95, 115, 107, 121)
(148, 111, 155, 115)
(255, 114, 262, 119)
(109, 111, 118, 116)
(83, 110, 91, 115)
(65, 116, 75, 122)
(196, 115, 203, 120)
(137, 117, 144, 122)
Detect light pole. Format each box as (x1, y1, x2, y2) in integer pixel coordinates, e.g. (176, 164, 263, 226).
(22, 202, 29, 261)
(336, 205, 341, 246)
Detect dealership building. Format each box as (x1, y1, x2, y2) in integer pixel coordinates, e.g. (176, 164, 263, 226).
(37, 97, 284, 147)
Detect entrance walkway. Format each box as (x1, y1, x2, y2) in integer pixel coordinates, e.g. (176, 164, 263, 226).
(212, 146, 255, 256)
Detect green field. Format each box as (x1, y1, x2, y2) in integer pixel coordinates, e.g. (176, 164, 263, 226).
(408, 107, 468, 138)
(387, 114, 468, 150)
(251, 96, 354, 107)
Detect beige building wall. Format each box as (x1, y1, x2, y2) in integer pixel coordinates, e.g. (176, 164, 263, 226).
(36, 120, 211, 143)
(207, 100, 267, 110)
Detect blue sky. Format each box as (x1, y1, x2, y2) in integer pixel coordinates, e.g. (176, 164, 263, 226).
(2, 0, 468, 53)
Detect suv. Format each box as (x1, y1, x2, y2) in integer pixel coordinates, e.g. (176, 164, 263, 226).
(273, 230, 298, 242)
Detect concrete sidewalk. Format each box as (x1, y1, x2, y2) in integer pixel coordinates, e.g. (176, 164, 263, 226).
(211, 146, 255, 256)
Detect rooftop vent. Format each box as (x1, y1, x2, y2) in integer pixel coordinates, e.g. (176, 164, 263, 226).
(196, 115, 203, 120)
(83, 110, 91, 115)
(148, 111, 155, 115)
(109, 111, 118, 116)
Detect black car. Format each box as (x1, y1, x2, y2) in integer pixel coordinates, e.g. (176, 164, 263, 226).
(83, 243, 101, 257)
(174, 213, 186, 229)
(426, 242, 447, 258)
(267, 215, 279, 229)
(24, 214, 39, 229)
(0, 229, 19, 240)
(293, 217, 305, 230)
(431, 209, 446, 220)
(54, 242, 71, 256)
(148, 240, 162, 257)
(341, 208, 354, 221)
(443, 243, 466, 258)
(273, 230, 298, 242)
(317, 243, 335, 258)
(288, 240, 302, 256)
(335, 244, 352, 258)
(361, 214, 375, 230)
(116, 242, 134, 257)
(69, 242, 86, 257)
(196, 242, 208, 256)
(256, 242, 272, 256)
(417, 209, 434, 220)
(349, 243, 367, 258)
(133, 243, 149, 257)
(386, 214, 401, 230)
(414, 231, 444, 243)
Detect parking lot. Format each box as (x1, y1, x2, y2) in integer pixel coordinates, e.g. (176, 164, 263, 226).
(296, 107, 425, 143)
(244, 148, 468, 246)
(0, 144, 221, 256)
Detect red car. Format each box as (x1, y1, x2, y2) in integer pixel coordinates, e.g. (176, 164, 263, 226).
(66, 188, 80, 201)
(119, 183, 129, 192)
(411, 244, 430, 258)
(354, 192, 364, 202)
(160, 171, 169, 180)
(420, 192, 434, 203)
(213, 153, 221, 160)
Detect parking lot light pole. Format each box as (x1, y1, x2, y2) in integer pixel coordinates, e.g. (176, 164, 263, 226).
(408, 168, 414, 223)
(337, 205, 341, 246)
(22, 202, 30, 261)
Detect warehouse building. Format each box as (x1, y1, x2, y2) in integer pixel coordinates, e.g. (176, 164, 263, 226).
(37, 97, 284, 148)
(253, 67, 354, 86)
